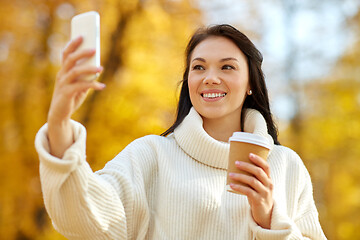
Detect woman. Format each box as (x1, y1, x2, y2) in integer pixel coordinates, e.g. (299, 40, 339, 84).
(35, 24, 326, 239)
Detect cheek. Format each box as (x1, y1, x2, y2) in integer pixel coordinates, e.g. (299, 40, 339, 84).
(229, 74, 249, 97)
(237, 71, 249, 85)
(187, 73, 198, 95)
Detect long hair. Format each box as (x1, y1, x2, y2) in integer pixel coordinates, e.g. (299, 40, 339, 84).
(161, 24, 280, 145)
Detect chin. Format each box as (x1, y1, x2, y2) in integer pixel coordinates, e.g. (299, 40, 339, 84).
(194, 105, 242, 122)
(195, 106, 227, 119)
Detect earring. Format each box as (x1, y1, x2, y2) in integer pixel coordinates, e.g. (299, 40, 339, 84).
(248, 90, 253, 95)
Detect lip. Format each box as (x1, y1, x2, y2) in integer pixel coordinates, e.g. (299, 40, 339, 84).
(200, 89, 227, 102)
(200, 89, 227, 94)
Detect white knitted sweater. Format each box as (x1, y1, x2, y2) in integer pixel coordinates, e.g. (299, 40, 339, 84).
(35, 108, 326, 240)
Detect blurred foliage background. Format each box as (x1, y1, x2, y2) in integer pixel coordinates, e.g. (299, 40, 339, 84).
(0, 0, 359, 239)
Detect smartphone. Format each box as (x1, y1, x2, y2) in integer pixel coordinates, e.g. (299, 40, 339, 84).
(71, 11, 100, 81)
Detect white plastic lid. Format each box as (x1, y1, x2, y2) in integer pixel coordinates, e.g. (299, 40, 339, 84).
(229, 132, 271, 149)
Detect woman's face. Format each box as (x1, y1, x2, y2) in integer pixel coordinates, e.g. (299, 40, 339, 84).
(188, 36, 250, 122)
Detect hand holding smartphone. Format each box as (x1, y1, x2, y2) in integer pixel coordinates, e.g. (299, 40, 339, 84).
(47, 11, 103, 158)
(71, 11, 100, 81)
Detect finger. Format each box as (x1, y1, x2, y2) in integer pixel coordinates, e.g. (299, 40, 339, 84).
(249, 153, 271, 177)
(63, 48, 96, 73)
(230, 183, 257, 199)
(235, 161, 270, 187)
(61, 36, 83, 64)
(229, 173, 267, 194)
(62, 65, 103, 84)
(67, 81, 106, 97)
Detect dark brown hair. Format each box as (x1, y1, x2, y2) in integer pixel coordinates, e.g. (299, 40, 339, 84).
(161, 24, 280, 145)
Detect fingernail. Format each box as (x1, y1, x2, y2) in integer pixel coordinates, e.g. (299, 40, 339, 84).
(99, 83, 106, 89)
(229, 173, 235, 177)
(249, 153, 255, 158)
(97, 66, 103, 72)
(235, 161, 241, 166)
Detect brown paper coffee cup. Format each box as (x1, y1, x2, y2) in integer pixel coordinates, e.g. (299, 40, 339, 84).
(226, 132, 271, 194)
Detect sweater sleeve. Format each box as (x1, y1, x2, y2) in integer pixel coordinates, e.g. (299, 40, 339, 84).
(34, 121, 147, 240)
(248, 150, 327, 240)
(248, 201, 326, 240)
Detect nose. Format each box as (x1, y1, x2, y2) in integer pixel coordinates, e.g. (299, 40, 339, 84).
(202, 70, 221, 85)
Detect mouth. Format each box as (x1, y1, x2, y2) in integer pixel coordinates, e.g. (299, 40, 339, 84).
(201, 92, 227, 98)
(200, 92, 227, 101)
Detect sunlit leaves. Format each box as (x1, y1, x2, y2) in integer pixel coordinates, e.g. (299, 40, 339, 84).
(282, 38, 360, 240)
(0, 0, 200, 239)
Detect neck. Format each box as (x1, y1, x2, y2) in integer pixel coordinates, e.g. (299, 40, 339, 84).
(202, 113, 242, 142)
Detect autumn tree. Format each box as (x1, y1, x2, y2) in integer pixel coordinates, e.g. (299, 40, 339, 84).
(0, 0, 200, 239)
(281, 7, 360, 240)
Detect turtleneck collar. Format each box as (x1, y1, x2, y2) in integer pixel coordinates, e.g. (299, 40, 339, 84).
(173, 107, 274, 170)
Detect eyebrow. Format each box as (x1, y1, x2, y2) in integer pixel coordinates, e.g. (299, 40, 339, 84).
(220, 57, 239, 62)
(191, 57, 239, 62)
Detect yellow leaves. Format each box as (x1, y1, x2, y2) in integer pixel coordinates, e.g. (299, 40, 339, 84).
(330, 170, 360, 240)
(282, 28, 360, 239)
(75, 1, 201, 171)
(333, 171, 359, 208)
(145, 3, 172, 31)
(337, 222, 355, 240)
(0, 0, 201, 238)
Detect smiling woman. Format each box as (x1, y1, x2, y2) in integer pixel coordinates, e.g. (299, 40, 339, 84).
(162, 25, 278, 146)
(188, 36, 250, 142)
(35, 24, 326, 239)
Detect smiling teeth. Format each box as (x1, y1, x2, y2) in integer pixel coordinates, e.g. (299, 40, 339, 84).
(203, 93, 226, 98)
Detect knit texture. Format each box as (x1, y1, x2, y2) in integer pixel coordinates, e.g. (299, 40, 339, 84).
(35, 107, 327, 239)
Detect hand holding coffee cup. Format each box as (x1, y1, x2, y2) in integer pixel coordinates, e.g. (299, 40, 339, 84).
(226, 132, 274, 229)
(226, 132, 271, 194)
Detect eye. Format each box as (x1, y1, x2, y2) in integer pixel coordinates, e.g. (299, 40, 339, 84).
(222, 65, 235, 70)
(192, 65, 205, 70)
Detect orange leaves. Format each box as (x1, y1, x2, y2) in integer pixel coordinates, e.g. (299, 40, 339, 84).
(0, 0, 200, 239)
